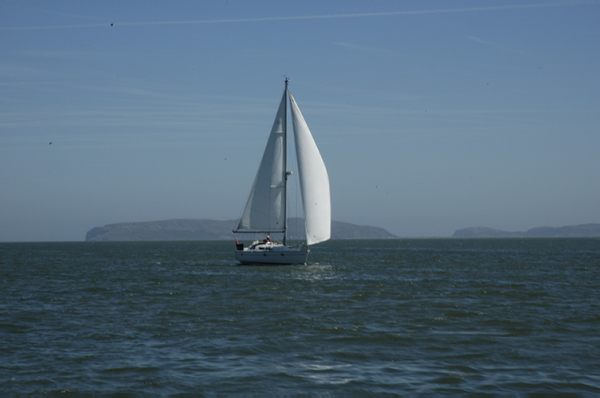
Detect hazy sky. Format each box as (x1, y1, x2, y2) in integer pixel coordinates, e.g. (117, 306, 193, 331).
(1, 0, 599, 241)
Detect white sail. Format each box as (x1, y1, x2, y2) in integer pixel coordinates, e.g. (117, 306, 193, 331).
(289, 91, 331, 245)
(236, 91, 287, 233)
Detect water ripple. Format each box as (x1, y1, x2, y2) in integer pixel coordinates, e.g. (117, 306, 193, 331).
(1, 239, 599, 394)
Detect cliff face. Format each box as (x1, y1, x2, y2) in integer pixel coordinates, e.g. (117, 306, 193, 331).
(85, 218, 398, 242)
(452, 224, 600, 238)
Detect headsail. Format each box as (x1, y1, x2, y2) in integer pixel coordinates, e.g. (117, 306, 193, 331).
(289, 91, 331, 245)
(235, 90, 287, 233)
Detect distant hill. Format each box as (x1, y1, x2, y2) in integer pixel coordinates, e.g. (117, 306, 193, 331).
(452, 224, 600, 238)
(85, 218, 398, 242)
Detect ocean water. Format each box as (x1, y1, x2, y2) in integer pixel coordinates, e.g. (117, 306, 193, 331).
(1, 239, 599, 395)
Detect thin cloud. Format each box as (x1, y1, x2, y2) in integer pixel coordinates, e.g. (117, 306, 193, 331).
(76, 85, 163, 98)
(467, 36, 528, 56)
(467, 36, 491, 45)
(331, 42, 395, 54)
(0, 2, 589, 31)
(19, 50, 118, 59)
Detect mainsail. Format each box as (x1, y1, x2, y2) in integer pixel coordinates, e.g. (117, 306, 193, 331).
(289, 92, 331, 245)
(235, 90, 287, 233)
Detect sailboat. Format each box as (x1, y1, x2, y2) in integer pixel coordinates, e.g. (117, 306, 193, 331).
(234, 79, 330, 265)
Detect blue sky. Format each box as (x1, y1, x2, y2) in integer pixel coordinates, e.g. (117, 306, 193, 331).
(1, 0, 599, 241)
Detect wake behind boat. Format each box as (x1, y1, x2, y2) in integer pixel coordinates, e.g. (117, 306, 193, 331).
(233, 79, 330, 265)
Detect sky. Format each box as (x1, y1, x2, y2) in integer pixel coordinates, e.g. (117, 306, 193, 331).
(1, 0, 599, 241)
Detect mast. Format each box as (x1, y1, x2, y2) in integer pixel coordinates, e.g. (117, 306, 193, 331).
(283, 78, 289, 245)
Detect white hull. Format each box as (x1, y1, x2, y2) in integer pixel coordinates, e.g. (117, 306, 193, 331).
(235, 243, 308, 265)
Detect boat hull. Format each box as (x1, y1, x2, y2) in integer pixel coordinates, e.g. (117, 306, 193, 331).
(235, 245, 309, 265)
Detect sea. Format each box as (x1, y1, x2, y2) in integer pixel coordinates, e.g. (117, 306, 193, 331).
(1, 239, 599, 396)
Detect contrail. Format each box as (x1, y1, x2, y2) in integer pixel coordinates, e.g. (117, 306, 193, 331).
(0, 2, 590, 31)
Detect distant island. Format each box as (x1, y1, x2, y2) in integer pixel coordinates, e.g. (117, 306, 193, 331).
(452, 224, 600, 238)
(85, 218, 398, 242)
(85, 220, 600, 241)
